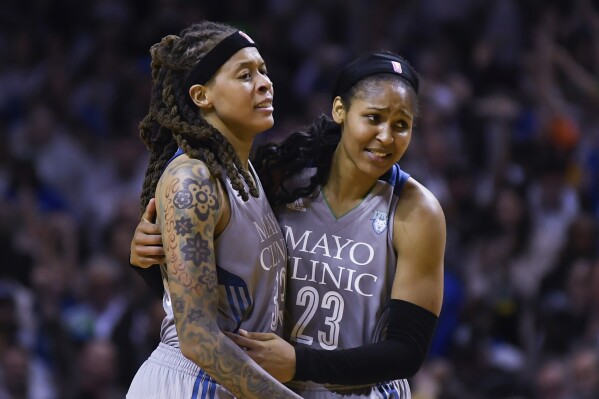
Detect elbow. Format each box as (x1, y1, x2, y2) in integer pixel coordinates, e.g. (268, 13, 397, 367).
(386, 342, 428, 379)
(179, 338, 202, 366)
(385, 357, 425, 381)
(177, 328, 215, 367)
(402, 355, 425, 378)
(179, 343, 196, 363)
(408, 346, 429, 377)
(177, 325, 228, 374)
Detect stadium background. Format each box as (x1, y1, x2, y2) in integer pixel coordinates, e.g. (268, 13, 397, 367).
(0, 0, 598, 397)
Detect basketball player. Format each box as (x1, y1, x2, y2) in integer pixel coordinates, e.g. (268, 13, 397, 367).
(126, 20, 300, 399)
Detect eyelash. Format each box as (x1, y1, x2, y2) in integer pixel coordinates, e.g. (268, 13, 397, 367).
(366, 114, 408, 130)
(240, 69, 268, 80)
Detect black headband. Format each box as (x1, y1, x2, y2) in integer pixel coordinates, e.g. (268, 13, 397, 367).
(185, 31, 257, 87)
(331, 51, 419, 100)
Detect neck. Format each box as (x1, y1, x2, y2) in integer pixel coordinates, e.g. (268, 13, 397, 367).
(204, 116, 253, 170)
(324, 148, 377, 205)
(224, 131, 253, 170)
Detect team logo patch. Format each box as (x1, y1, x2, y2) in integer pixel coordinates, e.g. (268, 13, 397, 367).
(370, 210, 388, 234)
(286, 198, 306, 212)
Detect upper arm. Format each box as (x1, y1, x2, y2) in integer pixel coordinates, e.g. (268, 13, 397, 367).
(391, 179, 446, 315)
(155, 157, 224, 347)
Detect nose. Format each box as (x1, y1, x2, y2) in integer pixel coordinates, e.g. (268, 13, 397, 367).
(376, 125, 394, 145)
(257, 73, 273, 93)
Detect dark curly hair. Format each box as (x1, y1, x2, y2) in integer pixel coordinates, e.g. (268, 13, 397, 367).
(139, 21, 259, 215)
(254, 72, 418, 206)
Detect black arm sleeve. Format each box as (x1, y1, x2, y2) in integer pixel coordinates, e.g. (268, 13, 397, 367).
(129, 261, 164, 298)
(293, 299, 438, 385)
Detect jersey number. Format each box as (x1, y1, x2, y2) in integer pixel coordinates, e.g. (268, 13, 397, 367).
(270, 268, 286, 330)
(289, 286, 344, 350)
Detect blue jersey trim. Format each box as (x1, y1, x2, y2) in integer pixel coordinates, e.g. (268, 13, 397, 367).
(216, 266, 253, 332)
(191, 370, 202, 399)
(225, 287, 242, 328)
(376, 381, 401, 398)
(190, 369, 218, 399)
(381, 164, 410, 196)
(163, 147, 185, 172)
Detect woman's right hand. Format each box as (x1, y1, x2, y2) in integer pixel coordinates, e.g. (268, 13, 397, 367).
(224, 329, 296, 383)
(130, 198, 165, 267)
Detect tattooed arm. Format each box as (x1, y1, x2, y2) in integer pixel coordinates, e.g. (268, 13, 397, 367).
(155, 156, 300, 399)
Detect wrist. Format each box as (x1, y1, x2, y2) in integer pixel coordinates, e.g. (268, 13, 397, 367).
(293, 346, 310, 381)
(289, 346, 297, 381)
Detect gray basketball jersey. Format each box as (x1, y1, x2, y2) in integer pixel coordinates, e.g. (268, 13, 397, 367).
(129, 149, 287, 399)
(277, 164, 411, 398)
(160, 157, 287, 345)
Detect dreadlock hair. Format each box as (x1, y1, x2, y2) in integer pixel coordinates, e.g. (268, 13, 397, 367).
(253, 73, 418, 206)
(139, 21, 259, 216)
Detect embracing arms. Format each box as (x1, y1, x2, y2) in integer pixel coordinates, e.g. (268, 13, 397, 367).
(227, 177, 446, 385)
(229, 297, 438, 384)
(294, 178, 446, 384)
(155, 157, 300, 399)
(132, 175, 445, 386)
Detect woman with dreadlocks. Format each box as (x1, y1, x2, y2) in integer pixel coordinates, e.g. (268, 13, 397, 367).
(126, 20, 300, 399)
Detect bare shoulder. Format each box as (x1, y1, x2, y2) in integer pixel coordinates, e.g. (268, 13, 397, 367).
(160, 154, 214, 183)
(395, 177, 445, 228)
(156, 155, 221, 196)
(155, 154, 226, 223)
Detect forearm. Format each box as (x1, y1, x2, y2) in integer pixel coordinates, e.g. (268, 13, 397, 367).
(159, 162, 298, 398)
(181, 329, 300, 398)
(129, 262, 164, 298)
(294, 299, 438, 385)
(174, 280, 299, 397)
(295, 340, 423, 385)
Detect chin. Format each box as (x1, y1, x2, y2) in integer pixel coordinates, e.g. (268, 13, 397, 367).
(362, 163, 395, 178)
(256, 118, 274, 133)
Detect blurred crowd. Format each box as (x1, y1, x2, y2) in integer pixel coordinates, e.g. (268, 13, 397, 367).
(0, 0, 598, 398)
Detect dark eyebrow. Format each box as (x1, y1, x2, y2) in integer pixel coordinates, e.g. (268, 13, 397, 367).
(365, 106, 413, 119)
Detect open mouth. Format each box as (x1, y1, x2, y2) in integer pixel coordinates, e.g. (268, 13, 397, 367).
(367, 149, 391, 158)
(255, 101, 273, 109)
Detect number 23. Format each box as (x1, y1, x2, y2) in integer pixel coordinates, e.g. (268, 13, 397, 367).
(289, 286, 345, 350)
